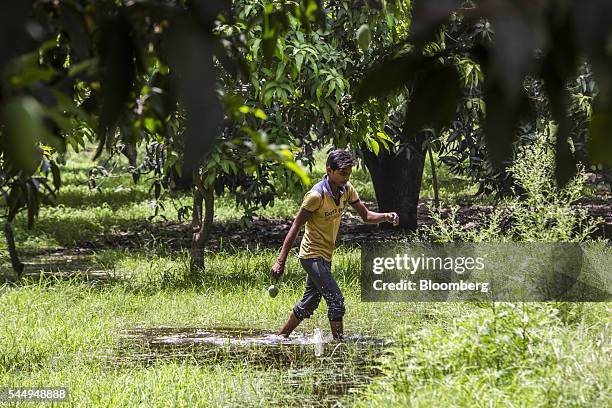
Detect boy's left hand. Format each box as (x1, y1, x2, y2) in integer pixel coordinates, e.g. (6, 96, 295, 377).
(386, 212, 400, 226)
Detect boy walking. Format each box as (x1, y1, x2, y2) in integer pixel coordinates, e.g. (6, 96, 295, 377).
(270, 150, 399, 340)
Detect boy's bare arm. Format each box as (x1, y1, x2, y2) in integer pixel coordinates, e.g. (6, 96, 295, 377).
(351, 200, 399, 225)
(271, 208, 312, 279)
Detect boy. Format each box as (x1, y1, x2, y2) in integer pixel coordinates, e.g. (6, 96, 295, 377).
(270, 149, 399, 340)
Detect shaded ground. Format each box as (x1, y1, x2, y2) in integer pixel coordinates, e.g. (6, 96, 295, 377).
(15, 195, 611, 262)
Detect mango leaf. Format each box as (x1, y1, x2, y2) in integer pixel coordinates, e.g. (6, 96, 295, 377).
(24, 180, 39, 229)
(283, 160, 310, 186)
(262, 10, 288, 65)
(402, 65, 461, 139)
(6, 53, 57, 88)
(59, 1, 90, 61)
(355, 53, 425, 103)
(0, 0, 33, 71)
(50, 161, 62, 191)
(94, 12, 136, 160)
(368, 137, 380, 155)
(164, 15, 222, 176)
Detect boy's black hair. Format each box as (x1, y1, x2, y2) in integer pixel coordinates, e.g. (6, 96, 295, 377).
(326, 149, 356, 170)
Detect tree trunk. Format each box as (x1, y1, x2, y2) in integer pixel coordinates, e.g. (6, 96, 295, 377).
(191, 187, 203, 230)
(4, 222, 24, 277)
(428, 143, 440, 209)
(190, 174, 214, 276)
(361, 134, 427, 230)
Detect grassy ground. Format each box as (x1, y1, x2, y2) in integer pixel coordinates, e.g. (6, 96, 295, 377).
(0, 146, 610, 406)
(1, 256, 608, 406)
(0, 144, 483, 254)
(0, 247, 434, 406)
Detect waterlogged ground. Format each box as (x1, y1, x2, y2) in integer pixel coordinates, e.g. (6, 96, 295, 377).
(4, 252, 607, 407)
(111, 327, 391, 405)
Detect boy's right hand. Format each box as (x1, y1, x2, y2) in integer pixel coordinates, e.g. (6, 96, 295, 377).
(270, 260, 285, 280)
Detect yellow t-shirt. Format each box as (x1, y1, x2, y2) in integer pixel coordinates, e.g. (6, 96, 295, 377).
(298, 176, 360, 261)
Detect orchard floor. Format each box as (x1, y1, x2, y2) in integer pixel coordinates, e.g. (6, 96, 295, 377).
(1, 147, 610, 406)
(1, 248, 610, 407)
(0, 247, 428, 406)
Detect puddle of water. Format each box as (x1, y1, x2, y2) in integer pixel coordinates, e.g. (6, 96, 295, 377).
(118, 326, 392, 348)
(103, 326, 392, 406)
(1, 252, 114, 284)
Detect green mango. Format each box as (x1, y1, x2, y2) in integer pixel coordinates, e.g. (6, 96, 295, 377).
(357, 24, 371, 52)
(268, 285, 279, 298)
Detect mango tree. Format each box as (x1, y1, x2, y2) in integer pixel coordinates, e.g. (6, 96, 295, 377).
(357, 0, 612, 190)
(0, 0, 315, 276)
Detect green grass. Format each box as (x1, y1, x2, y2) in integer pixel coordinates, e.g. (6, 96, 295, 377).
(1, 247, 610, 406)
(0, 248, 428, 406)
(0, 144, 609, 407)
(357, 302, 611, 407)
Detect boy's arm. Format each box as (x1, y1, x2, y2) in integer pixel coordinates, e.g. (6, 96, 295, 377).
(351, 200, 399, 225)
(270, 207, 312, 279)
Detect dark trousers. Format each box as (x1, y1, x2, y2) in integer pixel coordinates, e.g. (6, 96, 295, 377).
(292, 257, 345, 321)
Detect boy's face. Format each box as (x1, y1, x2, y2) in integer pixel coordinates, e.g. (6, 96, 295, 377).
(326, 166, 352, 188)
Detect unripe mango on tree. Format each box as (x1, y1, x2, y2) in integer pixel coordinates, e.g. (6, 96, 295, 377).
(357, 24, 371, 52)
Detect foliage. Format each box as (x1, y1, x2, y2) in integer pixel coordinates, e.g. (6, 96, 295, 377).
(359, 302, 611, 407)
(357, 0, 612, 188)
(424, 126, 602, 242)
(0, 0, 322, 268)
(228, 0, 409, 161)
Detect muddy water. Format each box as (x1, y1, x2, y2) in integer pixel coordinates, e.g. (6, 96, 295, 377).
(107, 327, 392, 406)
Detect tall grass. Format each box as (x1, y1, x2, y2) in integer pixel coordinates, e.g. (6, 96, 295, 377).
(358, 302, 611, 407)
(356, 128, 611, 407)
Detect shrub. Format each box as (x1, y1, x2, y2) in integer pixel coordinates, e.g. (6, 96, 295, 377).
(423, 129, 602, 242)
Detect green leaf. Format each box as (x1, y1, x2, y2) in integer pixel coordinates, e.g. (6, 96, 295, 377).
(403, 65, 461, 138)
(8, 53, 57, 87)
(252, 38, 261, 58)
(296, 52, 305, 73)
(25, 181, 39, 229)
(369, 137, 380, 155)
(95, 12, 137, 160)
(50, 161, 62, 191)
(283, 161, 311, 185)
(356, 53, 424, 103)
(204, 170, 216, 187)
(253, 108, 268, 119)
(322, 106, 331, 123)
(275, 61, 286, 80)
(262, 11, 288, 65)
